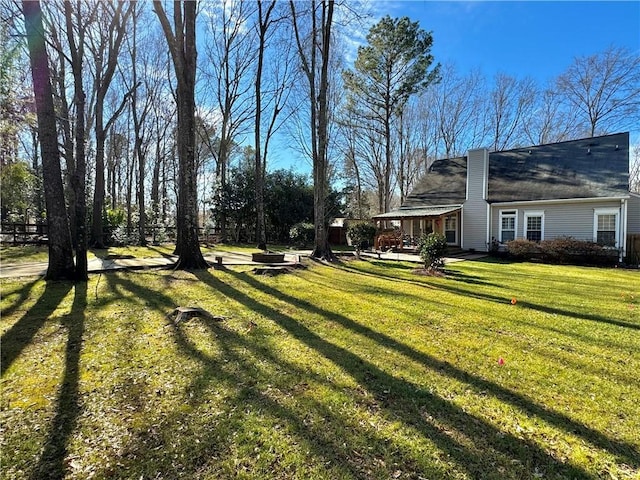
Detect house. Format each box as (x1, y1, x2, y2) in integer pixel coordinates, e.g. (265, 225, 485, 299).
(373, 132, 640, 258)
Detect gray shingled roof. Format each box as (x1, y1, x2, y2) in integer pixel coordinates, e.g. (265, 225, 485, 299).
(402, 156, 467, 207)
(401, 132, 629, 208)
(488, 132, 629, 202)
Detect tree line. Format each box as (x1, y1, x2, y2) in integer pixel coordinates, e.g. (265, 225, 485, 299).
(1, 0, 639, 279)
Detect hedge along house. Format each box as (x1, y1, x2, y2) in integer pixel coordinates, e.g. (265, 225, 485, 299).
(373, 132, 640, 258)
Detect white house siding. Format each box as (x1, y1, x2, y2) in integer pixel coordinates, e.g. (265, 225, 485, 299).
(628, 195, 640, 234)
(462, 148, 490, 251)
(490, 199, 625, 243)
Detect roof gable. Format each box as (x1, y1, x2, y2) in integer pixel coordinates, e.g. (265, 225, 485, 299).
(402, 156, 467, 207)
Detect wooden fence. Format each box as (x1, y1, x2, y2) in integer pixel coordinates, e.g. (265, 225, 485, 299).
(0, 223, 48, 244)
(0, 223, 218, 246)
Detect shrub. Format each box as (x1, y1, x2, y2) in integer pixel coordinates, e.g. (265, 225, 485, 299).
(506, 236, 619, 266)
(347, 221, 376, 254)
(505, 239, 542, 260)
(289, 222, 315, 247)
(104, 208, 126, 246)
(418, 232, 448, 271)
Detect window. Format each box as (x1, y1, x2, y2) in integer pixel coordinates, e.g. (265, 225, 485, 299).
(524, 211, 544, 242)
(499, 210, 517, 243)
(444, 214, 457, 244)
(593, 208, 619, 247)
(412, 219, 422, 238)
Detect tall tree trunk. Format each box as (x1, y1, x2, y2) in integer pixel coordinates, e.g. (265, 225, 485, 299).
(91, 110, 107, 247)
(31, 129, 45, 233)
(313, 0, 334, 260)
(151, 121, 162, 232)
(131, 5, 146, 246)
(89, 2, 133, 248)
(290, 0, 335, 261)
(254, 1, 276, 251)
(65, 0, 88, 281)
(384, 101, 392, 212)
(23, 0, 75, 280)
(154, 0, 207, 269)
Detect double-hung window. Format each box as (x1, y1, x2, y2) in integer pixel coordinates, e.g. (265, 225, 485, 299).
(524, 211, 544, 242)
(444, 214, 457, 244)
(594, 208, 619, 247)
(499, 210, 517, 243)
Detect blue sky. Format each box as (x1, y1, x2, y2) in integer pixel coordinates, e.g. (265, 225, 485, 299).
(380, 1, 640, 85)
(273, 1, 639, 173)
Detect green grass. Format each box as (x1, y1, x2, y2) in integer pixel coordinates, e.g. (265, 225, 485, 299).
(1, 258, 639, 479)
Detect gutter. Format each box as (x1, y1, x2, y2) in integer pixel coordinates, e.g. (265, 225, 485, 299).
(490, 196, 630, 207)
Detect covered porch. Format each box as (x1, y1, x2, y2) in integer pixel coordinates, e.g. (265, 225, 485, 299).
(372, 205, 462, 251)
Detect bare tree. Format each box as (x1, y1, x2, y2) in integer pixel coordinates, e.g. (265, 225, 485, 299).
(396, 104, 431, 204)
(124, 3, 158, 246)
(202, 0, 256, 241)
(154, 0, 208, 269)
(254, 1, 296, 250)
(488, 73, 537, 151)
(630, 144, 640, 194)
(22, 0, 75, 280)
(62, 0, 92, 280)
(340, 101, 388, 213)
(556, 46, 640, 137)
(254, 1, 276, 251)
(522, 86, 582, 146)
(88, 1, 134, 247)
(429, 64, 487, 157)
(290, 0, 335, 260)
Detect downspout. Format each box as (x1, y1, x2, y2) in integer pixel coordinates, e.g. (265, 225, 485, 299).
(460, 207, 465, 249)
(486, 203, 491, 251)
(621, 198, 627, 261)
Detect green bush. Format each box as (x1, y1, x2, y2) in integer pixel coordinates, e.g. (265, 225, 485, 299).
(104, 208, 126, 246)
(507, 236, 619, 266)
(505, 239, 541, 259)
(346, 221, 376, 252)
(289, 222, 315, 247)
(418, 232, 448, 271)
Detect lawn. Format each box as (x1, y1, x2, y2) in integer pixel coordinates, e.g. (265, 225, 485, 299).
(1, 257, 639, 479)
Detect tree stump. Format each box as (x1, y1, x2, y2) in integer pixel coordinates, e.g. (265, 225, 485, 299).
(167, 307, 225, 324)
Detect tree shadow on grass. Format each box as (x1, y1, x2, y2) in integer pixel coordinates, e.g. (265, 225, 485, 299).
(168, 308, 441, 478)
(445, 270, 500, 286)
(32, 282, 86, 480)
(1, 281, 73, 376)
(433, 278, 640, 331)
(336, 261, 640, 331)
(225, 269, 639, 473)
(100, 272, 444, 478)
(0, 277, 40, 318)
(200, 270, 604, 479)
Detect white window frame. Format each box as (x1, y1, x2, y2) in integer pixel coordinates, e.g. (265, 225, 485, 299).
(499, 209, 517, 243)
(524, 210, 545, 242)
(593, 207, 620, 248)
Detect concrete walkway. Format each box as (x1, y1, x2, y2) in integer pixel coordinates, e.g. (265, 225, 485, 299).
(0, 251, 302, 279)
(360, 250, 488, 264)
(0, 249, 486, 279)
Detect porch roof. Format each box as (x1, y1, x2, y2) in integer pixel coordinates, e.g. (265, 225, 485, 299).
(373, 205, 461, 220)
